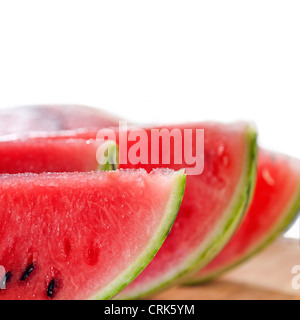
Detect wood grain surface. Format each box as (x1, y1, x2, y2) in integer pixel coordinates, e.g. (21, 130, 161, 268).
(150, 237, 300, 300)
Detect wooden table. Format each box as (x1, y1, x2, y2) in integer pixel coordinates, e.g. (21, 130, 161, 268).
(151, 238, 300, 300)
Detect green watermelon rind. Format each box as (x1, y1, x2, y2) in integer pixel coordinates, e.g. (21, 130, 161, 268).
(88, 169, 186, 300)
(186, 162, 300, 284)
(117, 125, 258, 300)
(97, 140, 119, 172)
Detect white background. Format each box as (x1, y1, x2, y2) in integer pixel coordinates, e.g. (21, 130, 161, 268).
(0, 1, 299, 237)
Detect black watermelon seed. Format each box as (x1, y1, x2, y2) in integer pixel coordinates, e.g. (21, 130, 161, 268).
(47, 279, 56, 299)
(5, 271, 12, 283)
(20, 263, 35, 281)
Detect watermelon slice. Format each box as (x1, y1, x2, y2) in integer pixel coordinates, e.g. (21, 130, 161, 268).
(0, 169, 185, 300)
(0, 105, 118, 137)
(0, 138, 120, 174)
(0, 138, 100, 174)
(114, 122, 257, 299)
(185, 149, 300, 284)
(0, 105, 119, 174)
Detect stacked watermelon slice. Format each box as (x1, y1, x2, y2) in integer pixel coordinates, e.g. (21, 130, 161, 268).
(0, 105, 299, 300)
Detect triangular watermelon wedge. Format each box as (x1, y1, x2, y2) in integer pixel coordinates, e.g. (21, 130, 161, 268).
(114, 122, 257, 299)
(0, 105, 119, 174)
(0, 138, 119, 174)
(0, 169, 185, 300)
(185, 149, 300, 284)
(0, 138, 101, 174)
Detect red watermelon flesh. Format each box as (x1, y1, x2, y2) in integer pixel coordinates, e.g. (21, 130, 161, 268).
(0, 138, 102, 174)
(186, 149, 300, 283)
(113, 122, 257, 299)
(0, 105, 118, 137)
(0, 119, 257, 299)
(0, 169, 185, 300)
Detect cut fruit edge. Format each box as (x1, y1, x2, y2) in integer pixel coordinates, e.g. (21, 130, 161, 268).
(90, 169, 186, 300)
(116, 124, 258, 299)
(185, 154, 300, 284)
(96, 140, 119, 172)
